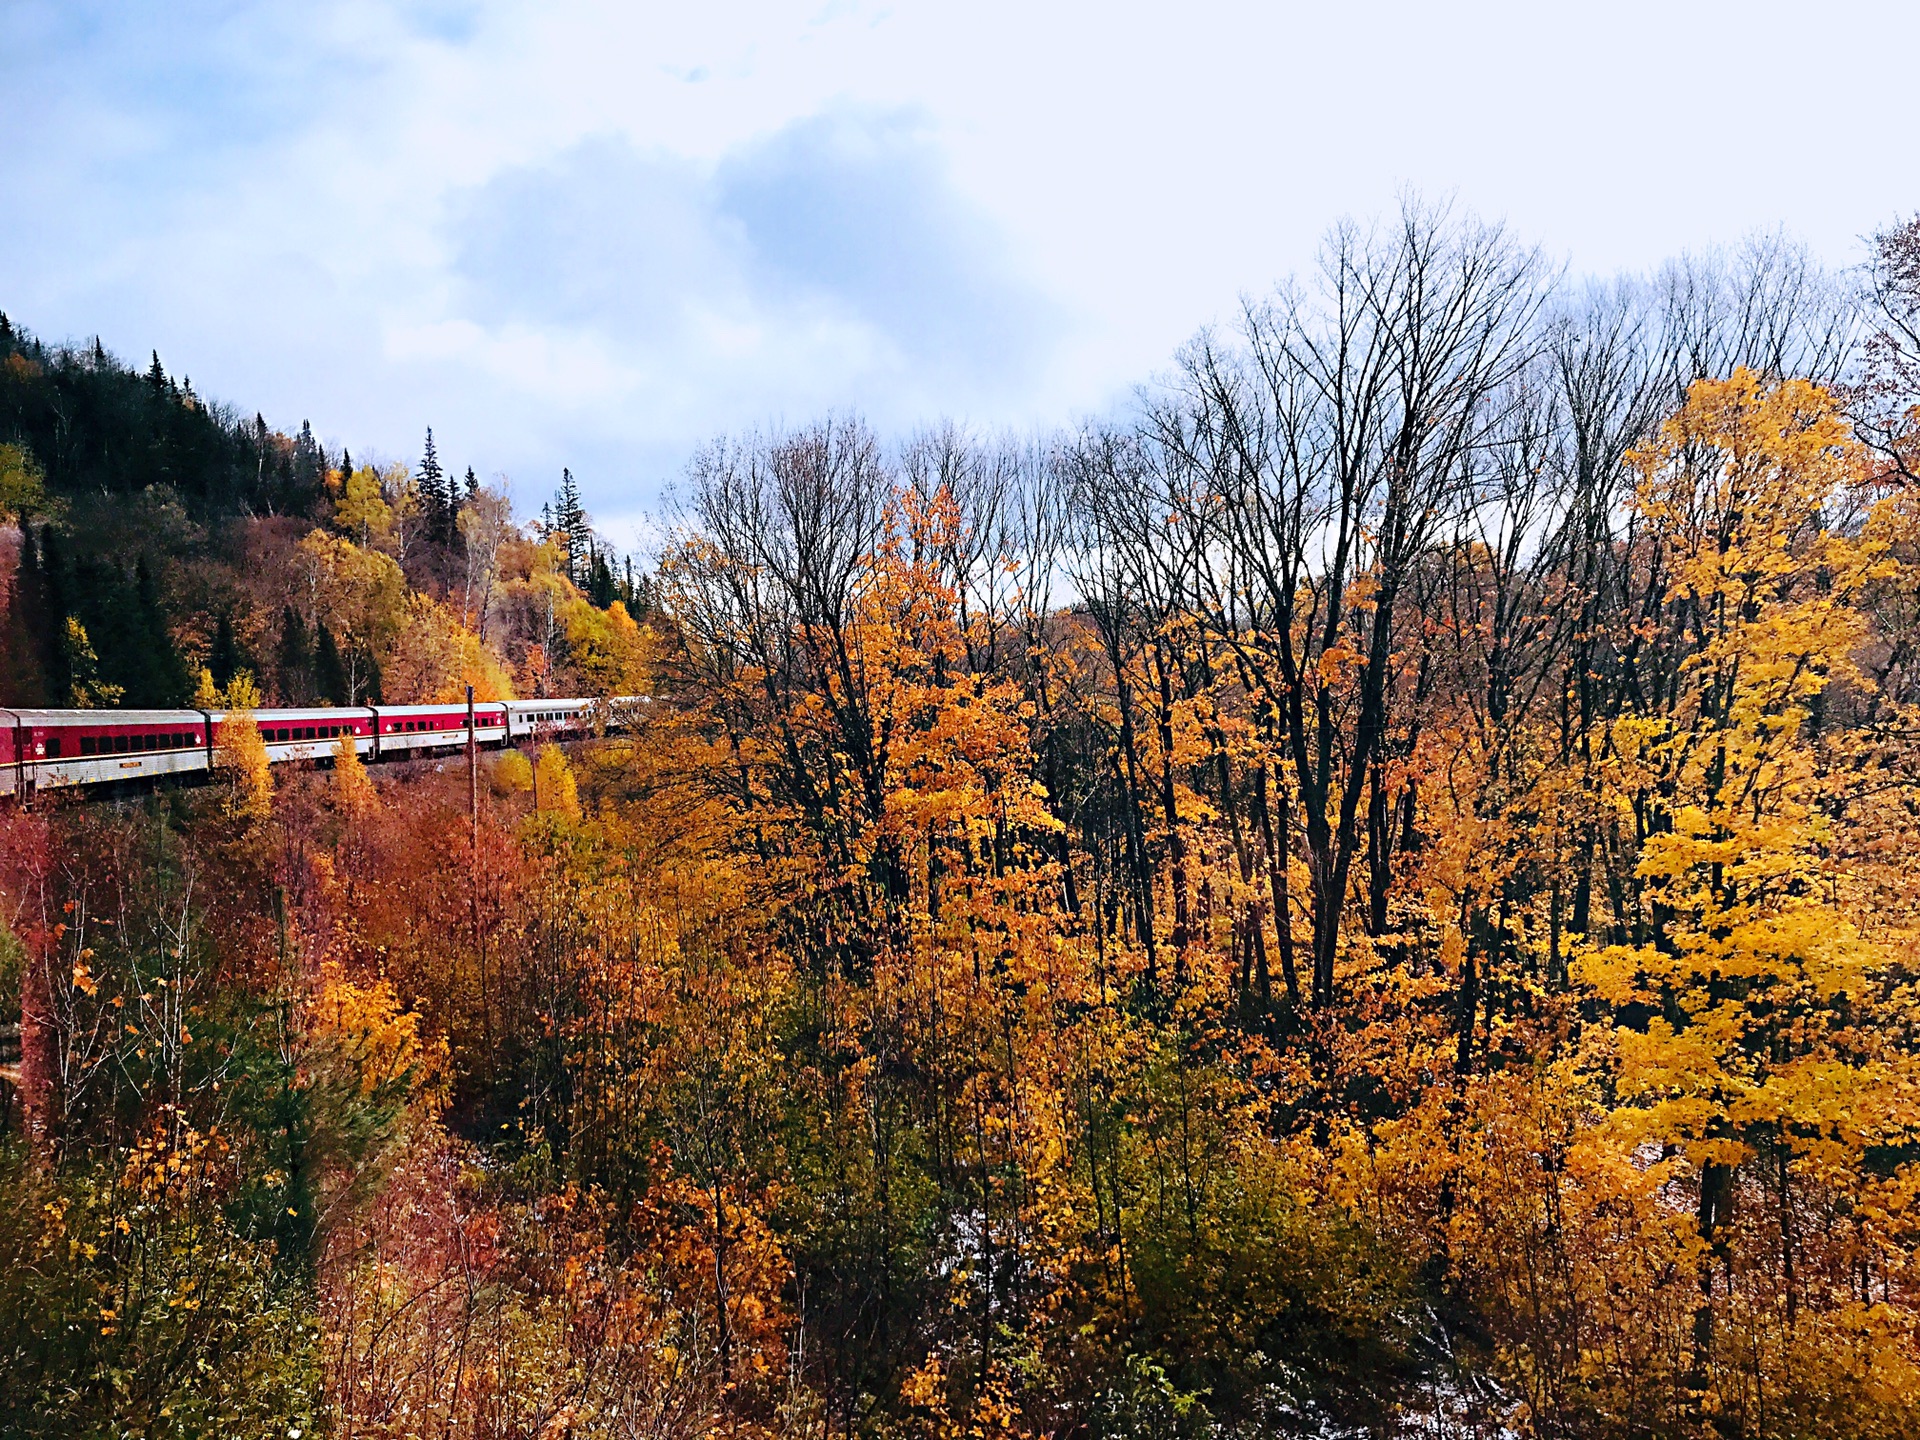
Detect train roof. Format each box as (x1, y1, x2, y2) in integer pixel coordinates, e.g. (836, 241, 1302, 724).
(0, 698, 646, 726)
(0, 709, 207, 727)
(375, 700, 507, 714)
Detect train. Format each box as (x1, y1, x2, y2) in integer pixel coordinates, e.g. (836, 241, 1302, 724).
(0, 696, 646, 800)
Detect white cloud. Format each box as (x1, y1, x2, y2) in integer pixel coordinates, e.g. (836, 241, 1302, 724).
(3, 0, 1916, 527)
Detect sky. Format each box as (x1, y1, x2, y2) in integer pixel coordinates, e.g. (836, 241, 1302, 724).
(4, 0, 1917, 543)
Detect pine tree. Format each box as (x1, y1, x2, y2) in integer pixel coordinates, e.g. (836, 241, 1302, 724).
(588, 544, 616, 607)
(130, 556, 190, 706)
(34, 527, 70, 704)
(552, 468, 588, 584)
(313, 622, 347, 705)
(277, 605, 312, 704)
(208, 610, 244, 690)
(419, 429, 450, 547)
(464, 466, 479, 505)
(293, 421, 323, 498)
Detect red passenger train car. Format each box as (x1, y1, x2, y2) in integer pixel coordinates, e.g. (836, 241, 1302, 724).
(0, 696, 645, 800)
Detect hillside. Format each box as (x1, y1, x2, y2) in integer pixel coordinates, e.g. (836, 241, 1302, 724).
(0, 314, 648, 711)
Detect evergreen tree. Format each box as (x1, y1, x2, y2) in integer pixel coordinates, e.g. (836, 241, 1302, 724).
(587, 544, 616, 608)
(313, 622, 348, 705)
(463, 465, 479, 505)
(128, 556, 190, 706)
(276, 605, 312, 705)
(552, 468, 587, 584)
(293, 421, 323, 498)
(33, 527, 70, 704)
(208, 610, 245, 690)
(419, 429, 450, 546)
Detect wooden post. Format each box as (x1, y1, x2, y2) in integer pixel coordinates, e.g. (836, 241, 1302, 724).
(466, 684, 478, 853)
(466, 688, 494, 1072)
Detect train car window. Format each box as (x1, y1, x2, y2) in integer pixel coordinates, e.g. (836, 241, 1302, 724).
(81, 737, 97, 755)
(45, 737, 61, 758)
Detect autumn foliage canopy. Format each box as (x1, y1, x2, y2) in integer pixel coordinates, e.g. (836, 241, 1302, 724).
(8, 208, 1920, 1439)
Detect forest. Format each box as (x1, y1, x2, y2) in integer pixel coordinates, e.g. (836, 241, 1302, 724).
(3, 202, 1920, 1439)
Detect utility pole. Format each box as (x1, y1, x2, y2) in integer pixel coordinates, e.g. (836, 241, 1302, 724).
(467, 683, 493, 1072)
(466, 684, 478, 853)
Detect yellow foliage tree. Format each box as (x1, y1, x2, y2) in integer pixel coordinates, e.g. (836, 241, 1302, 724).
(333, 465, 393, 547)
(331, 731, 377, 816)
(213, 671, 273, 824)
(533, 743, 579, 818)
(296, 530, 407, 693)
(1572, 370, 1920, 1397)
(0, 442, 49, 523)
(381, 595, 514, 704)
(491, 747, 533, 797)
(560, 595, 650, 697)
(63, 618, 124, 708)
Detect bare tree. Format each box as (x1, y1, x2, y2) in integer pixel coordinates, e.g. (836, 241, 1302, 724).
(1154, 199, 1552, 1007)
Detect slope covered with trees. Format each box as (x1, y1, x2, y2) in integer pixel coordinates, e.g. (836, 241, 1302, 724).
(0, 315, 649, 711)
(4, 206, 1920, 1439)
